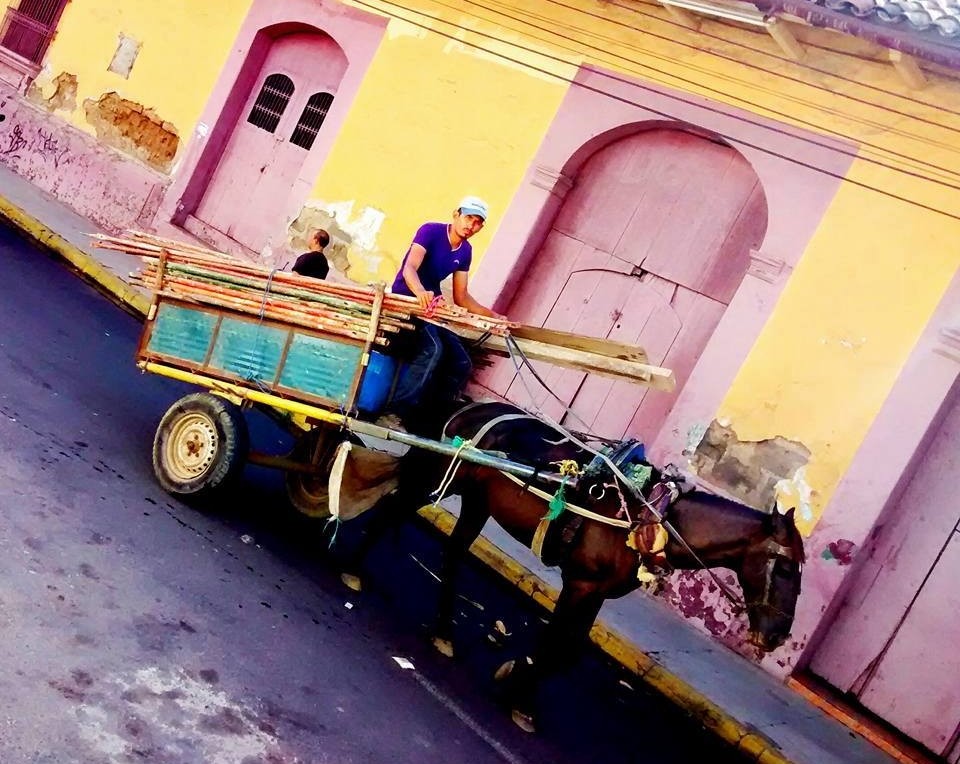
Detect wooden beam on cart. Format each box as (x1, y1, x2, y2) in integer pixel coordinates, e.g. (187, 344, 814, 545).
(439, 324, 675, 392)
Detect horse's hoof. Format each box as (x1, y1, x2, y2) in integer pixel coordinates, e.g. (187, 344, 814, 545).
(340, 573, 362, 592)
(493, 660, 515, 682)
(511, 709, 536, 734)
(432, 637, 455, 658)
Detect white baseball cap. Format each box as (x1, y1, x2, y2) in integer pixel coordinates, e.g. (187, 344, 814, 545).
(458, 196, 489, 221)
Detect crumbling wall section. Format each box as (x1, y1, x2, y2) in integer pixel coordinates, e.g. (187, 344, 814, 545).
(84, 92, 179, 173)
(689, 419, 811, 512)
(0, 80, 168, 233)
(26, 72, 78, 113)
(650, 419, 812, 662)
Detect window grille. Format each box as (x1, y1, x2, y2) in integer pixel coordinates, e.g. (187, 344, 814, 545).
(289, 92, 334, 150)
(247, 73, 294, 134)
(0, 0, 69, 64)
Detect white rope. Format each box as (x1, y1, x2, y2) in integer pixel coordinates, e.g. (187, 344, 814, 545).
(430, 438, 473, 508)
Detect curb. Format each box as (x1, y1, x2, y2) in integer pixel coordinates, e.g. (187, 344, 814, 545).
(1, 195, 791, 764)
(0, 196, 150, 318)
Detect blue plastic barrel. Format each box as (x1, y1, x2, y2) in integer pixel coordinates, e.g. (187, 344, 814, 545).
(356, 351, 398, 414)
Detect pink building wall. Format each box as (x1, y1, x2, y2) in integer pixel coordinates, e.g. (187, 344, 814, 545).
(0, 81, 167, 232)
(472, 66, 855, 468)
(794, 270, 960, 669)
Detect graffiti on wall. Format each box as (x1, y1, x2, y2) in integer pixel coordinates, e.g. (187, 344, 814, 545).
(0, 120, 72, 169)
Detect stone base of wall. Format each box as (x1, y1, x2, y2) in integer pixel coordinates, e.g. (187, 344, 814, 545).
(0, 80, 168, 233)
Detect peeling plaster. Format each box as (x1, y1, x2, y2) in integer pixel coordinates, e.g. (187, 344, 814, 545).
(683, 422, 707, 455)
(108, 34, 142, 79)
(658, 570, 753, 657)
(26, 72, 77, 113)
(775, 466, 814, 523)
(84, 92, 179, 172)
(822, 538, 857, 565)
(689, 419, 811, 512)
(287, 199, 391, 282)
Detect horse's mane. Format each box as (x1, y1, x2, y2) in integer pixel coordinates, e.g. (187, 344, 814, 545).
(677, 490, 806, 562)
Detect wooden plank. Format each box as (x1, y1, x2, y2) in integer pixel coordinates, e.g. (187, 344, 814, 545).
(510, 324, 649, 364)
(447, 325, 675, 391)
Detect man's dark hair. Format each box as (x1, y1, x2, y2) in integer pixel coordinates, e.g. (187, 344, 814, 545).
(313, 229, 330, 249)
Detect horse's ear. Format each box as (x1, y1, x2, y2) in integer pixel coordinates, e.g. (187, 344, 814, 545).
(771, 507, 795, 532)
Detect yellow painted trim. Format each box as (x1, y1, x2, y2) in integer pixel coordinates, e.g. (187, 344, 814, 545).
(139, 362, 349, 424)
(416, 503, 793, 764)
(0, 195, 151, 317)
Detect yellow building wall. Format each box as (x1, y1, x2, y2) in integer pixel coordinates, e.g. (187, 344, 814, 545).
(314, 0, 960, 532)
(308, 4, 573, 283)
(28, 0, 251, 159)
(719, 177, 960, 532)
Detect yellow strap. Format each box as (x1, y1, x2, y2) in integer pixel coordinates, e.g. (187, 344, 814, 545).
(531, 518, 550, 561)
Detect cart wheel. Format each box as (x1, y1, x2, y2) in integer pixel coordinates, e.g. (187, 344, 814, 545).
(285, 426, 339, 518)
(152, 393, 249, 498)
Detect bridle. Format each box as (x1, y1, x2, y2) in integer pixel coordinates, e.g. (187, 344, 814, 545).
(742, 538, 802, 621)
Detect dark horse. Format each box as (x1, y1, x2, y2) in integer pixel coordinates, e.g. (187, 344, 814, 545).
(341, 402, 805, 732)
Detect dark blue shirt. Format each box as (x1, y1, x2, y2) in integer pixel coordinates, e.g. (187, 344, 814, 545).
(391, 222, 473, 296)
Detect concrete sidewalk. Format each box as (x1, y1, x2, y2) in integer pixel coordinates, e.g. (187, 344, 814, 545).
(0, 162, 897, 764)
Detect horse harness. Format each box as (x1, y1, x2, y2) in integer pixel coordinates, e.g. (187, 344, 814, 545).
(499, 469, 675, 582)
(440, 407, 796, 613)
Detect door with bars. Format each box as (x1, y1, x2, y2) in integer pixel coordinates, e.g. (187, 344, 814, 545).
(0, 0, 69, 63)
(193, 32, 345, 254)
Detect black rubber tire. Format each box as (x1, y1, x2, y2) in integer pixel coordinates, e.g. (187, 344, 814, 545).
(284, 426, 339, 518)
(152, 393, 249, 499)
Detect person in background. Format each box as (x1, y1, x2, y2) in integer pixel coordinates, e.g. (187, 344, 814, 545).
(292, 229, 330, 280)
(390, 196, 503, 422)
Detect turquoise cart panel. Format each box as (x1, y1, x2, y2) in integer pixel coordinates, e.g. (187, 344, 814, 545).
(208, 317, 287, 382)
(147, 303, 216, 364)
(279, 334, 362, 403)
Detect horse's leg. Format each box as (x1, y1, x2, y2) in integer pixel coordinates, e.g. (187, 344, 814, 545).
(339, 479, 427, 591)
(497, 578, 605, 733)
(432, 485, 490, 658)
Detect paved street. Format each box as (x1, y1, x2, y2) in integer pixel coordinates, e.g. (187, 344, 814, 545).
(0, 223, 742, 763)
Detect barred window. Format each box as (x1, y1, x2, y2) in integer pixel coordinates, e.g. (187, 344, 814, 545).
(247, 73, 295, 134)
(289, 92, 334, 151)
(0, 0, 70, 64)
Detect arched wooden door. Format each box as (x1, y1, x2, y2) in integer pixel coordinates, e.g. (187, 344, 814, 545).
(482, 128, 767, 444)
(193, 32, 346, 254)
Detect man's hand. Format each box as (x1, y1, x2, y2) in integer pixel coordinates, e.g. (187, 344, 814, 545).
(416, 290, 439, 310)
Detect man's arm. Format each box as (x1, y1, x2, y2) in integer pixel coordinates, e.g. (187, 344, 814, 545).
(401, 244, 435, 310)
(452, 271, 503, 318)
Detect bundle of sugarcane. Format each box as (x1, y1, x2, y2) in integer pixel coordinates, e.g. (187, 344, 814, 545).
(93, 232, 515, 346)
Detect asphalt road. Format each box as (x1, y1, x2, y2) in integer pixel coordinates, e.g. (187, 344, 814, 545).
(0, 223, 743, 764)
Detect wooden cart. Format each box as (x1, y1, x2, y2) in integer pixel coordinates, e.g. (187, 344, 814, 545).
(136, 293, 573, 518)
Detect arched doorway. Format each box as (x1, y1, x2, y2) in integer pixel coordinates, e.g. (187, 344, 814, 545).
(187, 31, 347, 255)
(482, 127, 768, 444)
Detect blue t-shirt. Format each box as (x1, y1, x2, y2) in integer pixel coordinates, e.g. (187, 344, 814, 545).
(391, 222, 473, 296)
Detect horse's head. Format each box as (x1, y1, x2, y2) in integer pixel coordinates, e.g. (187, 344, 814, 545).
(739, 508, 805, 652)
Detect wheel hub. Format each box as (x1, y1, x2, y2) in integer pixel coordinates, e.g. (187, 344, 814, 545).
(165, 413, 219, 481)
